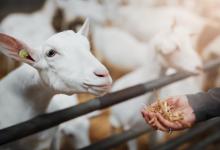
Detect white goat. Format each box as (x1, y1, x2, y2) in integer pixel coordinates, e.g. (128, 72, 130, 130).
(36, 94, 101, 150)
(55, 0, 115, 25)
(92, 26, 147, 71)
(89, 6, 205, 72)
(0, 0, 57, 47)
(0, 19, 112, 150)
(91, 20, 202, 73)
(109, 25, 202, 150)
(113, 6, 205, 42)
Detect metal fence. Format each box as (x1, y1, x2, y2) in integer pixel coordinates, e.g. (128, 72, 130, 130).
(0, 59, 220, 149)
(154, 117, 220, 150)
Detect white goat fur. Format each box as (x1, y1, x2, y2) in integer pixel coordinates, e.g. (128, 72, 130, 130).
(92, 26, 147, 71)
(89, 7, 205, 72)
(36, 94, 101, 150)
(0, 19, 112, 150)
(93, 24, 202, 73)
(114, 6, 205, 42)
(55, 0, 115, 25)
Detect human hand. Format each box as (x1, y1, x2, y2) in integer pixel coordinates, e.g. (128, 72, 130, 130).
(141, 95, 196, 132)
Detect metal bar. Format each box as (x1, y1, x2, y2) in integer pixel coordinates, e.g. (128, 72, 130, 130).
(153, 117, 220, 150)
(80, 125, 151, 150)
(79, 116, 220, 150)
(189, 128, 220, 150)
(0, 59, 220, 145)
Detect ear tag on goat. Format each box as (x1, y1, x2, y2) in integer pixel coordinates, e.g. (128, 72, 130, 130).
(18, 49, 29, 59)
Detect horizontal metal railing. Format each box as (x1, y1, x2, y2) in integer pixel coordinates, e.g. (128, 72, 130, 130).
(0, 59, 220, 146)
(153, 118, 220, 150)
(81, 125, 152, 150)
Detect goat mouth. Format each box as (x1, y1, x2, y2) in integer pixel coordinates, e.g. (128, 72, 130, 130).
(83, 83, 112, 89)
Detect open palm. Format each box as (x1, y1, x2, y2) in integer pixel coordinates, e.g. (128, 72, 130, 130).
(141, 96, 196, 131)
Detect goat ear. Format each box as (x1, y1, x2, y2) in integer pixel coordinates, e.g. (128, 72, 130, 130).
(0, 33, 35, 64)
(77, 18, 90, 37)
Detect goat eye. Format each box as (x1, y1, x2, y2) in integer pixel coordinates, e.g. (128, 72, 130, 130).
(46, 49, 57, 57)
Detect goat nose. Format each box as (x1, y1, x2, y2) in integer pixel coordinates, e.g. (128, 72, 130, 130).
(94, 69, 109, 78)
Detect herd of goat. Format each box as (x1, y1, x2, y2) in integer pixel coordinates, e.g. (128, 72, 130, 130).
(1, 0, 220, 150)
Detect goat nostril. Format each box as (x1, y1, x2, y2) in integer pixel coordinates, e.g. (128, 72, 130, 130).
(94, 70, 109, 78)
(96, 74, 105, 77)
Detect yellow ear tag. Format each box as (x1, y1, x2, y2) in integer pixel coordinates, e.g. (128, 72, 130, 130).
(19, 49, 29, 59)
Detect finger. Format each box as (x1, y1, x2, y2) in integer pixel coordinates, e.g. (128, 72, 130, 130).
(144, 115, 150, 122)
(174, 121, 183, 129)
(142, 110, 151, 122)
(149, 117, 155, 124)
(143, 113, 150, 123)
(151, 117, 158, 130)
(142, 113, 151, 125)
(156, 113, 179, 130)
(147, 112, 154, 121)
(180, 120, 192, 128)
(147, 117, 157, 129)
(148, 112, 159, 128)
(152, 117, 158, 130)
(154, 118, 169, 132)
(141, 109, 145, 118)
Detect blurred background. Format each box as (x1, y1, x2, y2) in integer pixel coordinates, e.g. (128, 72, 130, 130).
(0, 0, 44, 21)
(1, 0, 220, 150)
